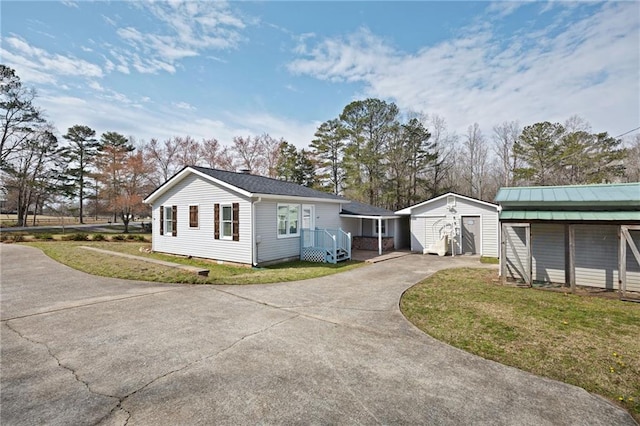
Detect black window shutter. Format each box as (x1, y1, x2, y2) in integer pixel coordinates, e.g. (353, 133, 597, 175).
(214, 204, 220, 239)
(232, 203, 239, 241)
(159, 207, 164, 235)
(171, 205, 177, 237)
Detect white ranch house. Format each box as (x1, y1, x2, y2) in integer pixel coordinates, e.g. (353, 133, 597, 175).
(395, 193, 499, 257)
(143, 166, 400, 266)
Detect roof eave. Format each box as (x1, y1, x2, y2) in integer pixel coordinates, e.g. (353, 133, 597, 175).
(500, 201, 640, 208)
(340, 214, 400, 219)
(255, 193, 346, 203)
(396, 192, 498, 214)
(143, 167, 253, 204)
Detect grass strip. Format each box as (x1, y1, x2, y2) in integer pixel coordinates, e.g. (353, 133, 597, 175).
(401, 267, 640, 421)
(22, 241, 364, 285)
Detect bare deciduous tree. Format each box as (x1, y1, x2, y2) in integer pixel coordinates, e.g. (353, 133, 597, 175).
(492, 121, 521, 186)
(232, 135, 264, 173)
(144, 137, 182, 186)
(461, 123, 489, 199)
(258, 134, 282, 178)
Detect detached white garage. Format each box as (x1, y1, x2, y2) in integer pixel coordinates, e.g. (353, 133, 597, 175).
(396, 193, 499, 257)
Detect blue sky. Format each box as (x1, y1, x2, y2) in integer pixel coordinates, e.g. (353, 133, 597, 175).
(2, 1, 639, 148)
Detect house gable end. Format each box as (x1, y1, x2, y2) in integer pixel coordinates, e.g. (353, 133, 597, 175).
(396, 192, 498, 215)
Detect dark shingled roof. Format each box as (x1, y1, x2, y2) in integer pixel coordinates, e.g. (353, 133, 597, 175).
(191, 166, 346, 201)
(340, 200, 396, 216)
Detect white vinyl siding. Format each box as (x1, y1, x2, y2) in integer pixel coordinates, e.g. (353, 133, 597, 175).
(372, 219, 386, 236)
(503, 224, 529, 282)
(574, 225, 640, 292)
(151, 173, 252, 264)
(410, 217, 426, 252)
(255, 200, 343, 264)
(531, 223, 565, 284)
(340, 217, 360, 238)
(505, 223, 640, 292)
(407, 195, 499, 256)
(361, 219, 394, 237)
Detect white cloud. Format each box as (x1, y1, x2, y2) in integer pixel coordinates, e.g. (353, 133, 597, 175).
(104, 0, 247, 76)
(485, 1, 530, 18)
(288, 3, 640, 136)
(61, 1, 79, 8)
(173, 101, 196, 111)
(229, 112, 320, 148)
(38, 90, 316, 150)
(3, 35, 104, 80)
(0, 47, 56, 84)
(88, 81, 105, 92)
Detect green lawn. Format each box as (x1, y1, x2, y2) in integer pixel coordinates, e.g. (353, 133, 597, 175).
(401, 268, 640, 421)
(23, 241, 364, 284)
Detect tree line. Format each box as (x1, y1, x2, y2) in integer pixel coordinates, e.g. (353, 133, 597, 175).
(2, 65, 638, 228)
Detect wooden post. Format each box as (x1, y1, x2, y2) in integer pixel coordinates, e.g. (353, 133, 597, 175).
(620, 226, 640, 300)
(500, 223, 506, 284)
(525, 224, 532, 286)
(619, 226, 626, 299)
(568, 224, 576, 294)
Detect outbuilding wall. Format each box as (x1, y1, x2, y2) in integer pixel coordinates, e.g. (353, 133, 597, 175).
(531, 223, 566, 284)
(502, 222, 640, 292)
(407, 195, 499, 256)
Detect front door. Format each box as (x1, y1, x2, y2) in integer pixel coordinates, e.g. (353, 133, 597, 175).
(302, 205, 315, 246)
(461, 216, 480, 254)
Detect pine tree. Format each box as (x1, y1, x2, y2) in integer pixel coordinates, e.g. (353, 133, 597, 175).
(310, 119, 344, 195)
(62, 125, 99, 223)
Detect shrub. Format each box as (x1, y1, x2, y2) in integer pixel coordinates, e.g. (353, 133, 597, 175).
(34, 233, 54, 240)
(4, 233, 26, 242)
(111, 234, 126, 241)
(92, 233, 106, 241)
(67, 233, 89, 241)
(125, 234, 146, 242)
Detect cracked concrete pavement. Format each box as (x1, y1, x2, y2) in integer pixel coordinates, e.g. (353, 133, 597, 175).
(1, 244, 636, 425)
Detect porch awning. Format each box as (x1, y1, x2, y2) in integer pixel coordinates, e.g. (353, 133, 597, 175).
(339, 214, 400, 220)
(500, 210, 640, 221)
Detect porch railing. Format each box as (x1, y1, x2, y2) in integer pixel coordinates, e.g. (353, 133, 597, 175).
(300, 228, 351, 264)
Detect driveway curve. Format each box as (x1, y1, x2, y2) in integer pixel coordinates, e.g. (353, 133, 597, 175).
(1, 244, 635, 425)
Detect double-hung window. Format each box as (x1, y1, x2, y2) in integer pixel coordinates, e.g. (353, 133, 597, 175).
(221, 205, 232, 239)
(214, 203, 239, 241)
(161, 205, 177, 236)
(277, 204, 299, 237)
(372, 219, 387, 236)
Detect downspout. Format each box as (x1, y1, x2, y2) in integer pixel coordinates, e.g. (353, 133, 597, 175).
(149, 202, 154, 252)
(378, 218, 383, 255)
(252, 197, 262, 266)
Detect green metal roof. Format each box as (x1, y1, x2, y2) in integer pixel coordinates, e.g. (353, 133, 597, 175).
(500, 210, 640, 221)
(495, 182, 640, 208)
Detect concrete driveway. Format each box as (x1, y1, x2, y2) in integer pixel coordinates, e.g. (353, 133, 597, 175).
(1, 244, 635, 426)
